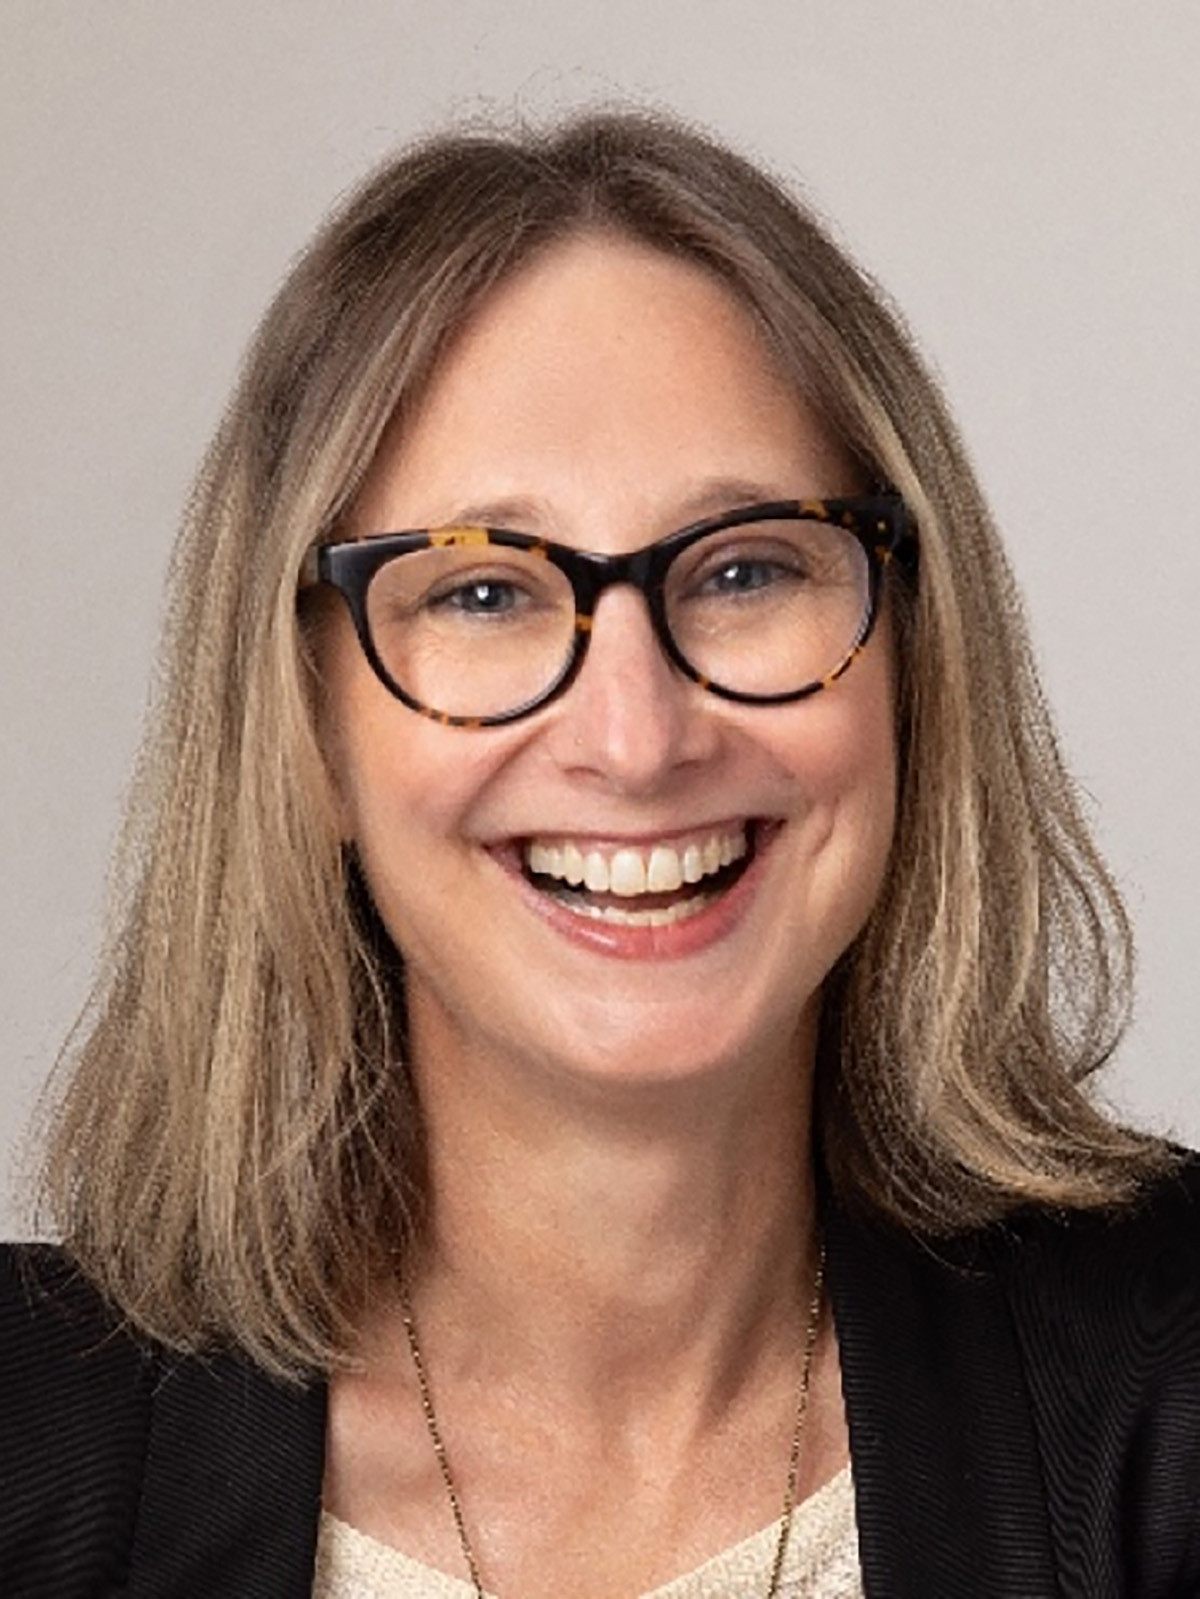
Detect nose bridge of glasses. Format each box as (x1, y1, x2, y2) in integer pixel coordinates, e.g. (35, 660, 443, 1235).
(559, 544, 661, 616)
(557, 545, 687, 714)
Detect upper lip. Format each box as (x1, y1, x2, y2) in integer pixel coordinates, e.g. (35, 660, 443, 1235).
(493, 817, 764, 851)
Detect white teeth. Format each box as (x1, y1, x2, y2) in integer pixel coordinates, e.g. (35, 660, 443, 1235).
(561, 892, 715, 927)
(562, 842, 585, 886)
(608, 849, 647, 898)
(524, 826, 749, 898)
(646, 845, 684, 893)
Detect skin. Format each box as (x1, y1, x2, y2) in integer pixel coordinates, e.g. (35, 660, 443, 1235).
(321, 232, 896, 1597)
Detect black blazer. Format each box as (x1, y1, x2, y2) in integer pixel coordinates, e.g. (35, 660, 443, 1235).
(3, 1158, 1200, 1597)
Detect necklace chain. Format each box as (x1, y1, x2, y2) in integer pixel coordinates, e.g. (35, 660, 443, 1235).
(401, 1238, 826, 1599)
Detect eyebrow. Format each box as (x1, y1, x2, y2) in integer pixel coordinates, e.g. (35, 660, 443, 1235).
(438, 495, 549, 529)
(670, 477, 805, 523)
(435, 478, 808, 536)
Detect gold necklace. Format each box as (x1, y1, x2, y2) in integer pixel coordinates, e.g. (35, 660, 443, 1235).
(401, 1239, 826, 1599)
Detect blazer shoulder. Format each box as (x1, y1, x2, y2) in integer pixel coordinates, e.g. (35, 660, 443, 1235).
(0, 1245, 327, 1597)
(0, 1242, 155, 1596)
(823, 1157, 1200, 1597)
(992, 1154, 1200, 1596)
(0, 1238, 155, 1387)
(994, 1150, 1200, 1301)
(989, 1152, 1200, 1394)
(0, 1239, 156, 1417)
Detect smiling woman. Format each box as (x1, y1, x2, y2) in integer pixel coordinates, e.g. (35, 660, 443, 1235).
(2, 112, 1198, 1599)
(318, 234, 898, 1096)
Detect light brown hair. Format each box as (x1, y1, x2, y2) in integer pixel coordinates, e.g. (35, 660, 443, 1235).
(42, 110, 1172, 1374)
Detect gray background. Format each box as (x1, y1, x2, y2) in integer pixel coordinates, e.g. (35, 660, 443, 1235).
(3, 2, 1197, 1238)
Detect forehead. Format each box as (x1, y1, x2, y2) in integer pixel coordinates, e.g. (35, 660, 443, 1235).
(351, 232, 856, 539)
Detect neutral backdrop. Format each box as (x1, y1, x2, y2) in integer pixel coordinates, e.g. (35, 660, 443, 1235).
(3, 2, 1197, 1237)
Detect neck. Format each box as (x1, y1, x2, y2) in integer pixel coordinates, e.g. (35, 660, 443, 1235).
(395, 985, 820, 1411)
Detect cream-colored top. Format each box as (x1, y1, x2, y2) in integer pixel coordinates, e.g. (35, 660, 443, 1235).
(313, 1463, 863, 1598)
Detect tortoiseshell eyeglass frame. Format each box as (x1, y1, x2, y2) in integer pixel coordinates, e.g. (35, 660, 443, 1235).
(299, 491, 915, 728)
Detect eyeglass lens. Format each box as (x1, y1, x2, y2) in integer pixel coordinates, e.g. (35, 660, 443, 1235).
(363, 516, 872, 721)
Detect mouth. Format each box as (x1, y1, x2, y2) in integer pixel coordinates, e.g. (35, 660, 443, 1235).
(518, 820, 764, 927)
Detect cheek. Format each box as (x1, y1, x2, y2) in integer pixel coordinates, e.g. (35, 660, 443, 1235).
(785, 640, 895, 811)
(331, 712, 455, 860)
(318, 622, 520, 905)
(773, 647, 897, 924)
(315, 612, 435, 847)
(836, 678, 897, 927)
(327, 720, 462, 966)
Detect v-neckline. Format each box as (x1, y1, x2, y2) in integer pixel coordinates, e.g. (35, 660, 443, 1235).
(314, 1462, 857, 1597)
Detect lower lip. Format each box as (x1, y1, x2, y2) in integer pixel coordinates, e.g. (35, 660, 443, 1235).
(504, 827, 777, 961)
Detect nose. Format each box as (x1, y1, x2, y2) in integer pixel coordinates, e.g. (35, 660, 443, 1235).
(545, 587, 719, 794)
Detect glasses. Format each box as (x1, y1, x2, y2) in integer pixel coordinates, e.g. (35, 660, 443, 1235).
(302, 492, 912, 727)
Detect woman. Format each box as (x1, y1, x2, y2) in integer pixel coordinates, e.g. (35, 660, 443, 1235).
(2, 112, 1198, 1598)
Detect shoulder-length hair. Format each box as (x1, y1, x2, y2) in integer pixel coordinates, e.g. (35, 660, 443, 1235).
(42, 110, 1171, 1374)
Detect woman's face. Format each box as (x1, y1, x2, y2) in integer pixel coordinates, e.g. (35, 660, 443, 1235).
(323, 232, 896, 1095)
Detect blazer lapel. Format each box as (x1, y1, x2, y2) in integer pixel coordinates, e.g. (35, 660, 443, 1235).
(128, 1348, 327, 1597)
(825, 1199, 1059, 1598)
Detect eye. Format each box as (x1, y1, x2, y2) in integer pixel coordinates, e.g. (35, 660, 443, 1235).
(700, 555, 801, 596)
(412, 559, 566, 629)
(684, 537, 812, 604)
(429, 577, 526, 616)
